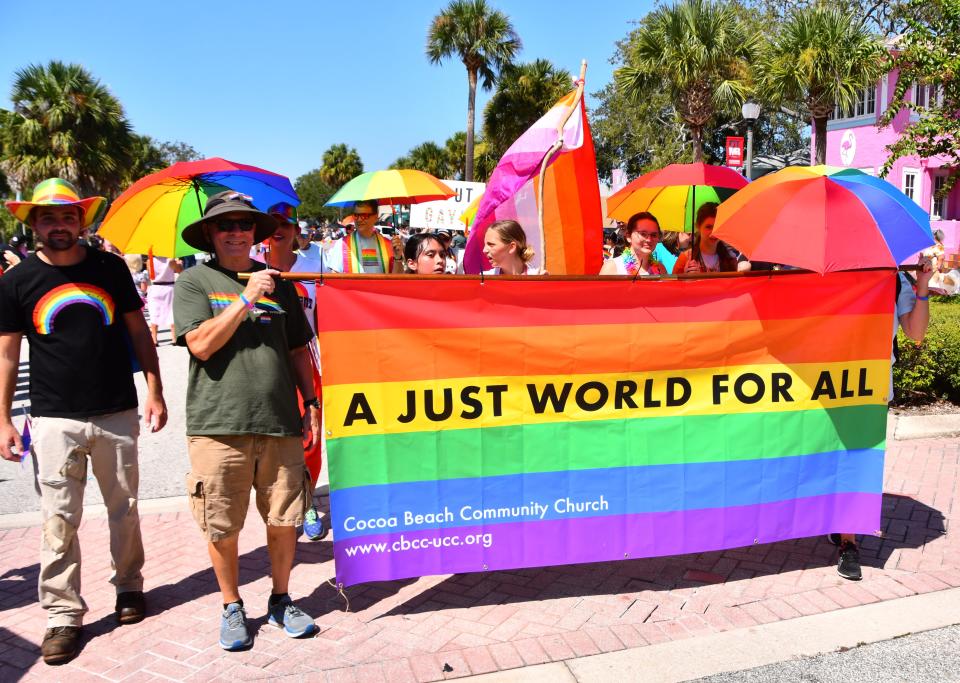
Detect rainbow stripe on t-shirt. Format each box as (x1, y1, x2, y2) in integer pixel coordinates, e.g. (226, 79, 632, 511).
(207, 292, 283, 312)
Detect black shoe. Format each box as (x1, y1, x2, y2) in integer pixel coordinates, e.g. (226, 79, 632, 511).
(837, 541, 862, 581)
(116, 591, 146, 624)
(41, 626, 81, 665)
(826, 533, 842, 546)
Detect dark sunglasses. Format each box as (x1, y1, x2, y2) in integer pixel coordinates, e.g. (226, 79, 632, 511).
(214, 219, 256, 233)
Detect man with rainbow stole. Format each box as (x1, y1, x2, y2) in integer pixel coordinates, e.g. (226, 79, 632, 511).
(172, 191, 320, 650)
(325, 199, 402, 273)
(0, 178, 168, 664)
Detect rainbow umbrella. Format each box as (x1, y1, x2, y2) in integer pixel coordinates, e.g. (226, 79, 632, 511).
(713, 165, 934, 274)
(606, 162, 748, 232)
(325, 169, 455, 207)
(99, 157, 298, 257)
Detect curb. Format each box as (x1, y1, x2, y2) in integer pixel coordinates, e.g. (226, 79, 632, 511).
(465, 588, 960, 682)
(893, 412, 960, 440)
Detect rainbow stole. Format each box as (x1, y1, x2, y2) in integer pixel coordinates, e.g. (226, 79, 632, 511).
(342, 232, 393, 274)
(316, 271, 892, 587)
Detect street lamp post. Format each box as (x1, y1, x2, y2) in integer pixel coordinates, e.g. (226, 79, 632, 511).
(741, 100, 761, 180)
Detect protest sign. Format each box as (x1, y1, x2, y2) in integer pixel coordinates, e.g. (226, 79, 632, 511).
(409, 181, 484, 231)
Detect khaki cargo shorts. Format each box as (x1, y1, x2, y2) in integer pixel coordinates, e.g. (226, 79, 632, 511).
(186, 435, 309, 542)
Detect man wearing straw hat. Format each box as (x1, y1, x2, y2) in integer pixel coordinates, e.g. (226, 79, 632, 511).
(173, 191, 319, 651)
(0, 178, 168, 664)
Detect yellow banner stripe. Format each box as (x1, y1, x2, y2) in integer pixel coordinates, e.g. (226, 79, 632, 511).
(324, 360, 890, 439)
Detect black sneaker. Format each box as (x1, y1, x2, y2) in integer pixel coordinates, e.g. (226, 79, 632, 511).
(837, 541, 862, 581)
(826, 533, 842, 546)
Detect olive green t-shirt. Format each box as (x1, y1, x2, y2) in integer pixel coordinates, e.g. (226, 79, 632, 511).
(173, 260, 313, 436)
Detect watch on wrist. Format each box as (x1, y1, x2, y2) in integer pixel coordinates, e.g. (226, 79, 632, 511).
(303, 397, 320, 410)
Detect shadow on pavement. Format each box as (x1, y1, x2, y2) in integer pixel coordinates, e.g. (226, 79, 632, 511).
(0, 626, 40, 679)
(0, 564, 39, 612)
(367, 493, 945, 619)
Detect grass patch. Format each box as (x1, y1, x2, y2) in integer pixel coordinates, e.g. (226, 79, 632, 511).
(893, 297, 960, 405)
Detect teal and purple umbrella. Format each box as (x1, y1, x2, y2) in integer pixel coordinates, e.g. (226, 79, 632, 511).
(713, 165, 934, 273)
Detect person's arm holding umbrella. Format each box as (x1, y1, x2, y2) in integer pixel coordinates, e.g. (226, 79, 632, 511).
(900, 255, 934, 342)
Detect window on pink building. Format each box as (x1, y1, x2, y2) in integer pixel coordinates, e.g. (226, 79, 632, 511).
(833, 86, 876, 120)
(903, 169, 919, 204)
(932, 176, 946, 220)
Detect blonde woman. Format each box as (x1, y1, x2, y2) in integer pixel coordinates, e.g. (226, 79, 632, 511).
(482, 220, 545, 275)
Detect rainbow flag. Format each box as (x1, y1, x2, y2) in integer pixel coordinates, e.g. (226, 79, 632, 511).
(463, 88, 603, 275)
(317, 271, 892, 587)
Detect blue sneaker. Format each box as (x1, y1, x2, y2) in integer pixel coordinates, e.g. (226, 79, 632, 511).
(219, 602, 252, 651)
(267, 595, 316, 638)
(303, 506, 329, 541)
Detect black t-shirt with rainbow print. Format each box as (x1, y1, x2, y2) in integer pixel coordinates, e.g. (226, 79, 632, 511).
(0, 246, 143, 418)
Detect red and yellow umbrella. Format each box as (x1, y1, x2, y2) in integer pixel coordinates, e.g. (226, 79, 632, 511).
(606, 162, 748, 232)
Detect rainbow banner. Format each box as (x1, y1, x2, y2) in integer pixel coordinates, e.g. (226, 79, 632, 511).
(317, 271, 892, 587)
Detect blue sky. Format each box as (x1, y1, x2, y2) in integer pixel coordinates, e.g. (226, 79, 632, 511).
(0, 0, 653, 184)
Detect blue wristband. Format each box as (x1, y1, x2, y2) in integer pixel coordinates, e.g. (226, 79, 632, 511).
(916, 295, 929, 301)
(239, 293, 254, 309)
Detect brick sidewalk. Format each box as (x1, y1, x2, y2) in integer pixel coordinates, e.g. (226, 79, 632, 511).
(1, 437, 957, 682)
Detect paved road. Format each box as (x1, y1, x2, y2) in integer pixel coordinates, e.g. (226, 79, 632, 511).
(2, 332, 195, 514)
(694, 624, 960, 683)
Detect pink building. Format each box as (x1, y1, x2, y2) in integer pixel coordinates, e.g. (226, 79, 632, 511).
(813, 70, 958, 260)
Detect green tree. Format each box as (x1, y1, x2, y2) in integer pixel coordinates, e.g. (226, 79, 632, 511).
(472, 138, 499, 182)
(0, 61, 134, 197)
(444, 131, 468, 180)
(158, 140, 201, 165)
(319, 143, 363, 190)
(881, 0, 960, 191)
(391, 141, 453, 179)
(123, 134, 167, 187)
(591, 81, 691, 183)
(483, 59, 573, 160)
(294, 169, 339, 221)
(746, 0, 906, 37)
(755, 5, 886, 165)
(426, 0, 521, 181)
(615, 0, 757, 163)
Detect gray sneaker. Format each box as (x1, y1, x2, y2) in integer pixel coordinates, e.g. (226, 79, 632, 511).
(267, 595, 316, 638)
(219, 602, 252, 651)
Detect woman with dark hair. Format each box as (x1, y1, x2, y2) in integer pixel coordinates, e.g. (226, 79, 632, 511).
(673, 202, 749, 274)
(403, 233, 447, 274)
(600, 212, 667, 275)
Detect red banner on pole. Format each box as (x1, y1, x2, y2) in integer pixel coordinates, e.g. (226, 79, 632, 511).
(726, 136, 745, 168)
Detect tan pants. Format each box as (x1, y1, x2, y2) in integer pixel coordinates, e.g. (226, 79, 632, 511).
(31, 409, 144, 627)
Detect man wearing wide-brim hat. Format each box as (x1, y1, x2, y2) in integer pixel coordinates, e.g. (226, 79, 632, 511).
(0, 178, 168, 664)
(173, 191, 320, 651)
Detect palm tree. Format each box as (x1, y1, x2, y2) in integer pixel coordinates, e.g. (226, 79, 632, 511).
(615, 0, 757, 163)
(319, 143, 364, 190)
(444, 131, 468, 180)
(394, 141, 453, 179)
(756, 5, 886, 164)
(483, 59, 573, 160)
(472, 138, 499, 182)
(427, 0, 521, 181)
(0, 61, 134, 196)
